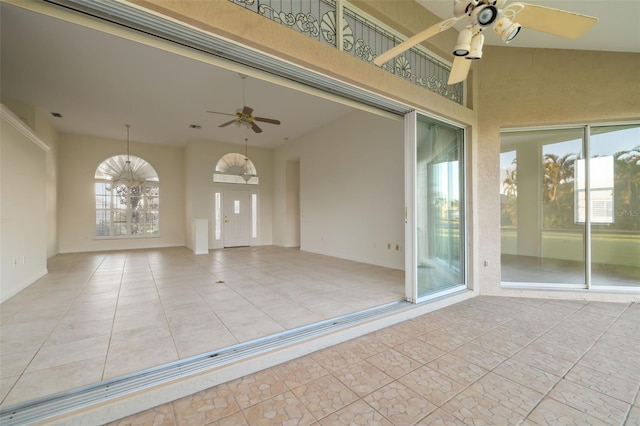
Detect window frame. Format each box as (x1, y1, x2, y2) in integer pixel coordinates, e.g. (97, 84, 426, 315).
(94, 155, 160, 239)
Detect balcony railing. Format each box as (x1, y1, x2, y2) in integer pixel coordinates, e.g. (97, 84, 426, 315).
(230, 0, 464, 104)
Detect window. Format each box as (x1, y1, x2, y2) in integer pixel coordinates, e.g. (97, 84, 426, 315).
(213, 153, 259, 185)
(215, 192, 221, 240)
(575, 156, 614, 224)
(95, 155, 159, 237)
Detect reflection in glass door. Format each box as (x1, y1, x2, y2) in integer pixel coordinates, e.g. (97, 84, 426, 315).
(589, 125, 640, 288)
(415, 114, 466, 299)
(500, 123, 640, 289)
(500, 128, 586, 286)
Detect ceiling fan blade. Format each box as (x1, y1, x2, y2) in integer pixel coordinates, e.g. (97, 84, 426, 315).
(219, 120, 237, 128)
(250, 122, 263, 133)
(511, 3, 598, 39)
(241, 106, 254, 115)
(254, 117, 281, 125)
(448, 57, 472, 85)
(207, 111, 235, 116)
(373, 17, 459, 66)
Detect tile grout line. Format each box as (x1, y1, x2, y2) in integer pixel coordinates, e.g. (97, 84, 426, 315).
(0, 252, 111, 409)
(100, 252, 128, 384)
(519, 301, 634, 423)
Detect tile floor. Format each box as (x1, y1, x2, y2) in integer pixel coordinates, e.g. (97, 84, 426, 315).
(107, 296, 640, 425)
(0, 246, 404, 408)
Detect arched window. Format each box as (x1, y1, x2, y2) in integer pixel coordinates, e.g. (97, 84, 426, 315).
(94, 155, 160, 237)
(213, 153, 259, 185)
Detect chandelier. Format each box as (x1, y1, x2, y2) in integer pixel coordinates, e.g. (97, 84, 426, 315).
(241, 138, 256, 182)
(113, 124, 145, 187)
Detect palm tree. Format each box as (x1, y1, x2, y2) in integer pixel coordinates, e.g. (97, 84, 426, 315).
(502, 161, 518, 225)
(543, 153, 576, 228)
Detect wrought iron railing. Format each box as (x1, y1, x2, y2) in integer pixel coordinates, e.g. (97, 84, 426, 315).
(230, 0, 464, 104)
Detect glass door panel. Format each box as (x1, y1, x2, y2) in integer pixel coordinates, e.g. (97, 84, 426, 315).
(500, 128, 586, 285)
(416, 114, 465, 298)
(590, 124, 640, 287)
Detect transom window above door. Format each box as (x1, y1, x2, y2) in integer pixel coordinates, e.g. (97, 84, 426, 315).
(214, 153, 259, 185)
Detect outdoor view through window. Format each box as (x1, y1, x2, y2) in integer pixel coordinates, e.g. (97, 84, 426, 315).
(500, 124, 640, 288)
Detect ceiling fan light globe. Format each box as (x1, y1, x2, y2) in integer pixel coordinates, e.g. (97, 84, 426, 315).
(504, 24, 521, 43)
(466, 33, 485, 59)
(493, 16, 521, 43)
(474, 5, 498, 26)
(453, 27, 473, 57)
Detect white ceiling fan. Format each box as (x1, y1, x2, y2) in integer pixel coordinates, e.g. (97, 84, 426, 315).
(373, 0, 598, 85)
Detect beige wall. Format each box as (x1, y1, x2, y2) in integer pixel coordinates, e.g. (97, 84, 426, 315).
(476, 46, 640, 302)
(1, 106, 49, 302)
(130, 0, 476, 124)
(58, 134, 185, 253)
(274, 110, 405, 269)
(35, 109, 60, 258)
(2, 100, 60, 258)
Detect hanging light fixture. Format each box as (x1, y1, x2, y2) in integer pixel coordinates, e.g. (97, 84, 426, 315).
(113, 124, 145, 187)
(241, 138, 255, 182)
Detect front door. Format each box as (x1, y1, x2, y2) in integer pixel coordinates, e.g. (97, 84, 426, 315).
(223, 189, 251, 247)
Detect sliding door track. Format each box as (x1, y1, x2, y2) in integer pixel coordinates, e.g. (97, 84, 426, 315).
(0, 300, 411, 425)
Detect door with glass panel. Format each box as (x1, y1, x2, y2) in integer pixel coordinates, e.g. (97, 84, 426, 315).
(500, 128, 586, 286)
(414, 113, 466, 299)
(589, 125, 640, 288)
(500, 124, 639, 288)
(223, 189, 251, 247)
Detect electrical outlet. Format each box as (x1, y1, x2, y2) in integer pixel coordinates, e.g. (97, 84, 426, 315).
(395, 244, 400, 251)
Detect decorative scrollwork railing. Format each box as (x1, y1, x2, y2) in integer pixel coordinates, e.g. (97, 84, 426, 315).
(230, 0, 464, 104)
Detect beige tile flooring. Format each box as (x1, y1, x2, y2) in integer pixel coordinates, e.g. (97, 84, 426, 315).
(107, 296, 640, 425)
(0, 246, 404, 409)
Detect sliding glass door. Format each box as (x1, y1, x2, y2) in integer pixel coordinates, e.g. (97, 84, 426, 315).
(500, 123, 640, 289)
(500, 128, 586, 286)
(589, 125, 640, 288)
(411, 113, 466, 300)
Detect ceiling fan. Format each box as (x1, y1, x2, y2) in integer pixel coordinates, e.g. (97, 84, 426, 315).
(373, 0, 598, 85)
(207, 75, 281, 133)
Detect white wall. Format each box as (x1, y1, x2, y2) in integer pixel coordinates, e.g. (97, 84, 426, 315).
(284, 159, 300, 247)
(185, 139, 273, 250)
(34, 109, 60, 258)
(1, 101, 60, 259)
(1, 106, 49, 302)
(58, 134, 185, 253)
(274, 110, 405, 269)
